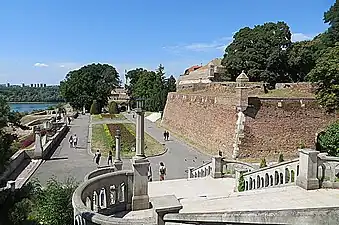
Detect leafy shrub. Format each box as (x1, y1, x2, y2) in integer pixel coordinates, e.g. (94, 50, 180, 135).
(90, 100, 99, 115)
(278, 153, 284, 163)
(108, 101, 119, 114)
(259, 158, 267, 168)
(298, 140, 306, 149)
(318, 121, 339, 156)
(238, 172, 245, 192)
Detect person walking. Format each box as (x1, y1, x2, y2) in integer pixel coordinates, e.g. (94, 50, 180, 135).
(159, 162, 166, 181)
(93, 149, 102, 167)
(69, 135, 73, 148)
(163, 130, 167, 141)
(68, 117, 71, 125)
(73, 134, 78, 149)
(108, 150, 113, 166)
(148, 164, 153, 182)
(166, 131, 170, 141)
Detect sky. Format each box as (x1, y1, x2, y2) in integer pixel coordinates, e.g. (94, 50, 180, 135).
(0, 0, 335, 85)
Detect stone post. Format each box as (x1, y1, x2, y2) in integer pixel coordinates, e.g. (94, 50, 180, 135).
(187, 167, 195, 178)
(211, 156, 223, 178)
(113, 129, 123, 170)
(235, 71, 249, 112)
(34, 129, 43, 159)
(296, 149, 320, 190)
(131, 99, 150, 211)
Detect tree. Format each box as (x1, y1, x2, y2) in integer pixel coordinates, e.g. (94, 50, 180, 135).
(90, 100, 99, 115)
(318, 121, 339, 157)
(32, 178, 78, 225)
(108, 101, 119, 114)
(126, 65, 174, 112)
(323, 0, 339, 47)
(238, 172, 245, 192)
(60, 63, 120, 111)
(278, 153, 284, 163)
(222, 22, 292, 86)
(260, 158, 267, 168)
(307, 43, 339, 112)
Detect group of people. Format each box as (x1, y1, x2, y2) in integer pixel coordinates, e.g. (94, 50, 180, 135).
(93, 149, 114, 167)
(68, 134, 78, 148)
(163, 130, 170, 141)
(148, 162, 166, 182)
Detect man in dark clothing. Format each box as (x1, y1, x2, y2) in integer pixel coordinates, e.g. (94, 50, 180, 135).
(166, 131, 170, 141)
(163, 130, 167, 141)
(108, 151, 113, 166)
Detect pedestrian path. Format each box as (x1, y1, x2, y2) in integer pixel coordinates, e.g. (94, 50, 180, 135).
(32, 114, 97, 185)
(123, 113, 211, 181)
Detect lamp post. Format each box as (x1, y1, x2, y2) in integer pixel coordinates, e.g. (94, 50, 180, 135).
(131, 97, 150, 211)
(135, 98, 145, 158)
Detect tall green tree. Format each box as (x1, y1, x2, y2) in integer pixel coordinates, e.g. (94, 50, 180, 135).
(222, 22, 292, 85)
(322, 0, 339, 47)
(307, 43, 339, 112)
(60, 63, 120, 111)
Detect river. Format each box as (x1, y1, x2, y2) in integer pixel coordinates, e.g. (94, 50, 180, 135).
(9, 103, 58, 113)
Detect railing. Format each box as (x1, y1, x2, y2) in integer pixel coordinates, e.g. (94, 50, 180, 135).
(73, 170, 151, 225)
(188, 161, 212, 178)
(242, 159, 299, 191)
(84, 167, 117, 181)
(318, 153, 339, 188)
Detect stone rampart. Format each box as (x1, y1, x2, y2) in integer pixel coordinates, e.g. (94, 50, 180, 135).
(162, 92, 238, 156)
(0, 150, 31, 184)
(239, 97, 337, 159)
(162, 91, 337, 160)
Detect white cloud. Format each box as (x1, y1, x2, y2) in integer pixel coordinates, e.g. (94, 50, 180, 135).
(291, 33, 318, 42)
(164, 37, 233, 53)
(34, 62, 49, 67)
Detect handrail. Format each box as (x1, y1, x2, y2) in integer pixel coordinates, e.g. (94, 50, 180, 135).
(191, 161, 212, 172)
(84, 167, 116, 181)
(243, 158, 299, 176)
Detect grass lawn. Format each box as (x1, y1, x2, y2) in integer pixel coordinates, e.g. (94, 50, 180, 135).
(92, 123, 164, 158)
(257, 89, 315, 98)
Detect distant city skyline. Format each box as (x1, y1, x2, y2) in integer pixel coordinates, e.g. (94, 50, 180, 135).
(0, 0, 334, 85)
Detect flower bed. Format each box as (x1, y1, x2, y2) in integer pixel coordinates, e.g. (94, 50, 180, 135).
(107, 124, 135, 154)
(20, 133, 35, 149)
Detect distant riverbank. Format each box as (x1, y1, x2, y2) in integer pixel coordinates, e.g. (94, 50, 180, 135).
(9, 102, 59, 113)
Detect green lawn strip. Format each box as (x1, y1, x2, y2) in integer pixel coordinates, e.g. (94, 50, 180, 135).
(107, 123, 135, 158)
(91, 124, 112, 154)
(123, 123, 165, 157)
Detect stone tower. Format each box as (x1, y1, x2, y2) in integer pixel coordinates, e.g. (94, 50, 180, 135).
(235, 71, 249, 112)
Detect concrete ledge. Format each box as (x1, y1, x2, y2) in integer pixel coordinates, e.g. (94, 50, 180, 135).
(0, 150, 30, 183)
(163, 206, 339, 225)
(151, 195, 182, 225)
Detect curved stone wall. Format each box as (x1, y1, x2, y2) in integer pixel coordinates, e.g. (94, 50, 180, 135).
(73, 170, 151, 225)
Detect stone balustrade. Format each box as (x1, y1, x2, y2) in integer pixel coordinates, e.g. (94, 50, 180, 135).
(241, 159, 299, 191)
(84, 167, 117, 181)
(188, 161, 212, 178)
(317, 153, 339, 188)
(73, 170, 151, 225)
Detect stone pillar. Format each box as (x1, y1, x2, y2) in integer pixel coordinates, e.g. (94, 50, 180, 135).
(211, 156, 223, 178)
(34, 129, 43, 159)
(113, 129, 123, 170)
(296, 149, 320, 190)
(235, 71, 249, 112)
(131, 104, 150, 211)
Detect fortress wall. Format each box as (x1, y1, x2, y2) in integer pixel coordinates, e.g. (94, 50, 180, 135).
(239, 98, 337, 160)
(161, 93, 238, 156)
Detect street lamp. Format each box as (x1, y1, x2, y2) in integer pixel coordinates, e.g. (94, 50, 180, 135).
(136, 98, 145, 110)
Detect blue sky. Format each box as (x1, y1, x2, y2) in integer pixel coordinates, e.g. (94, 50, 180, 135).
(0, 0, 334, 85)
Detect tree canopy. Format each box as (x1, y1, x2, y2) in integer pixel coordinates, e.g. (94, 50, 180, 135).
(220, 1, 339, 111)
(0, 86, 63, 102)
(126, 65, 176, 112)
(222, 22, 292, 85)
(60, 63, 120, 111)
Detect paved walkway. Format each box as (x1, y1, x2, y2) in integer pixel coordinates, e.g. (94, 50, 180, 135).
(32, 114, 97, 185)
(123, 113, 211, 181)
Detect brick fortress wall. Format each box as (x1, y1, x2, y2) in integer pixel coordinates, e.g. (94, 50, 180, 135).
(161, 92, 238, 157)
(239, 98, 337, 160)
(162, 92, 337, 160)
